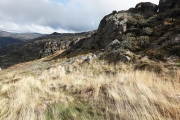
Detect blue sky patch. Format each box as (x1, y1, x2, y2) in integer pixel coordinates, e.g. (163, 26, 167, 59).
(53, 0, 69, 4)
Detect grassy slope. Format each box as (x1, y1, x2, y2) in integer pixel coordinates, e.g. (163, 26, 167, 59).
(0, 53, 180, 120)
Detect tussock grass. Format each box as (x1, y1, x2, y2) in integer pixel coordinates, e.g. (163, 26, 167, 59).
(0, 61, 180, 120)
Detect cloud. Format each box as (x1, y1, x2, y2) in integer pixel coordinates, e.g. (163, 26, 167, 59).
(0, 21, 74, 33)
(0, 0, 159, 34)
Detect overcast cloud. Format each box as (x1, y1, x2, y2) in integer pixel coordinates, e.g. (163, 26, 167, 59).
(0, 0, 159, 34)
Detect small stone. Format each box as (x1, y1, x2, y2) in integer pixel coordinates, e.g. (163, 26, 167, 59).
(92, 54, 97, 59)
(167, 55, 179, 61)
(105, 39, 121, 51)
(116, 55, 131, 62)
(84, 56, 92, 62)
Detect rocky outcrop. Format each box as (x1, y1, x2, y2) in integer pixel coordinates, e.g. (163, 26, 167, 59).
(62, 2, 158, 57)
(39, 34, 93, 58)
(40, 40, 71, 57)
(39, 42, 58, 58)
(62, 11, 130, 55)
(159, 0, 180, 12)
(135, 2, 158, 17)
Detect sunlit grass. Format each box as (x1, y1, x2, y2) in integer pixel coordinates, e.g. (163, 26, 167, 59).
(0, 61, 179, 120)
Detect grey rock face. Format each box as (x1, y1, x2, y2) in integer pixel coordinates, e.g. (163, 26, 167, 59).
(59, 41, 70, 50)
(97, 11, 129, 48)
(159, 0, 180, 12)
(135, 2, 158, 17)
(69, 38, 81, 47)
(81, 37, 95, 49)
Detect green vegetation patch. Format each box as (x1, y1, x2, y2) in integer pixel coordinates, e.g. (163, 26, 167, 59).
(46, 102, 105, 120)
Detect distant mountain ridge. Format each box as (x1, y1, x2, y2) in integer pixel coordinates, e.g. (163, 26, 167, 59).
(0, 30, 45, 48)
(0, 30, 44, 40)
(0, 37, 24, 48)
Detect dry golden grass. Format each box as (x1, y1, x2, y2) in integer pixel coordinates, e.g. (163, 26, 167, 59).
(0, 60, 180, 120)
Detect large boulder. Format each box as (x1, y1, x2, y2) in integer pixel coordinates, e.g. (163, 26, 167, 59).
(135, 2, 158, 17)
(105, 50, 131, 63)
(159, 0, 180, 12)
(105, 39, 121, 51)
(65, 11, 130, 53)
(96, 11, 129, 48)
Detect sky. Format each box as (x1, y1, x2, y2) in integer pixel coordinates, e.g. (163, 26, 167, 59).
(0, 0, 159, 34)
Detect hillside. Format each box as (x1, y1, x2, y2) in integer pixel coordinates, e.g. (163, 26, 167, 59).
(0, 0, 180, 120)
(0, 31, 94, 68)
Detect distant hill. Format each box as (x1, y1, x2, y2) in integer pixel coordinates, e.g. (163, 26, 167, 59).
(0, 37, 24, 48)
(0, 31, 44, 40)
(0, 30, 44, 48)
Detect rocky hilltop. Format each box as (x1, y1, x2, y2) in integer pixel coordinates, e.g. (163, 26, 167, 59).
(60, 0, 180, 62)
